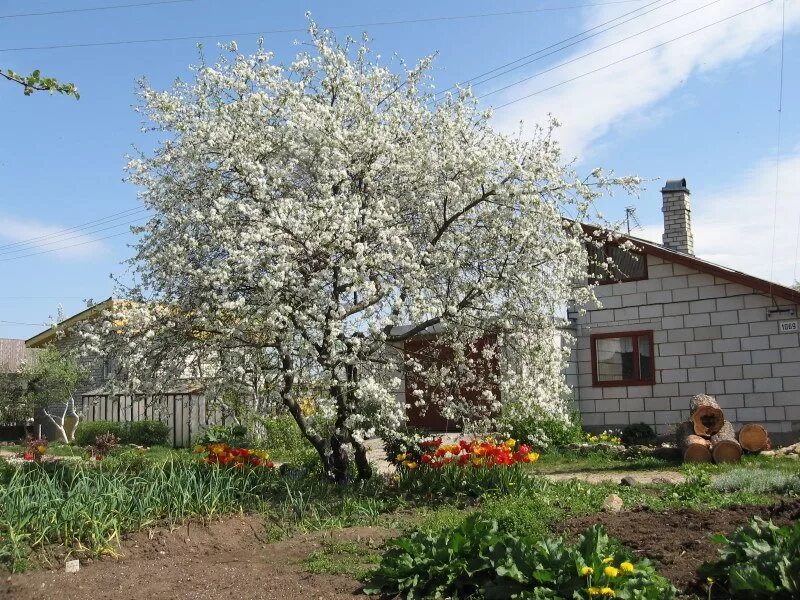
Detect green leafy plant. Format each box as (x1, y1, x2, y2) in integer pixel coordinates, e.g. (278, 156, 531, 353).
(74, 420, 169, 447)
(500, 409, 584, 450)
(699, 517, 800, 599)
(196, 424, 249, 446)
(365, 516, 675, 599)
(74, 421, 125, 447)
(620, 423, 657, 447)
(125, 420, 170, 446)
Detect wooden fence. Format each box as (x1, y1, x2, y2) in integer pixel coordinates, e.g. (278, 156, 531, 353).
(79, 393, 234, 447)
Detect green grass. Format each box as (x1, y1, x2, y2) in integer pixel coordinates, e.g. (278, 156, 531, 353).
(303, 538, 382, 580)
(528, 448, 679, 474)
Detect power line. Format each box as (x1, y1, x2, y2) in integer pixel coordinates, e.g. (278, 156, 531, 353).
(478, 0, 725, 102)
(0, 1, 653, 53)
(0, 319, 47, 326)
(0, 217, 147, 257)
(435, 0, 675, 98)
(0, 0, 196, 20)
(492, 0, 776, 110)
(0, 230, 134, 262)
(0, 207, 146, 252)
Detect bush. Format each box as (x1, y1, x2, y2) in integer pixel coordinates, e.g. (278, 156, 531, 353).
(259, 415, 311, 455)
(74, 421, 125, 447)
(501, 410, 584, 450)
(366, 516, 675, 599)
(126, 420, 170, 446)
(699, 517, 800, 599)
(621, 423, 657, 447)
(74, 420, 169, 447)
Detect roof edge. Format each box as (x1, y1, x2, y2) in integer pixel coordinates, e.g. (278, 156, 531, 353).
(582, 224, 800, 305)
(26, 297, 115, 348)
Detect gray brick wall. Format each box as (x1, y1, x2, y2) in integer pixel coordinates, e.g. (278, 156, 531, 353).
(568, 253, 800, 443)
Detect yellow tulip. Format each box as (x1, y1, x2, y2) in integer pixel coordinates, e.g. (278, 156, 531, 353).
(403, 461, 418, 470)
(395, 453, 407, 462)
(504, 438, 516, 448)
(193, 445, 205, 453)
(527, 452, 540, 462)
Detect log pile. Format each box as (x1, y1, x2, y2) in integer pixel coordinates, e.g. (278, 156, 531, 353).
(676, 394, 771, 464)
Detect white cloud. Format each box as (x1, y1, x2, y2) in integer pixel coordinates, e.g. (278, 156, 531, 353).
(0, 216, 106, 261)
(635, 151, 800, 285)
(490, 0, 800, 158)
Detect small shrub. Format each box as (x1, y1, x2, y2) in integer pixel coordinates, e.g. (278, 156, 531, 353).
(126, 420, 170, 446)
(501, 410, 584, 449)
(74, 421, 125, 447)
(621, 422, 657, 447)
(699, 517, 800, 599)
(366, 516, 675, 599)
(196, 424, 249, 446)
(91, 432, 120, 459)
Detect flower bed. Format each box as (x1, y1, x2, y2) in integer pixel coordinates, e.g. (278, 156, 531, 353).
(393, 437, 540, 498)
(194, 443, 275, 469)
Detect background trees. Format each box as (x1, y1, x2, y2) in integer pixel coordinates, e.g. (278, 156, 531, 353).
(87, 24, 636, 482)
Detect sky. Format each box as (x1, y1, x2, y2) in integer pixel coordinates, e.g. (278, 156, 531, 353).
(1, 0, 799, 340)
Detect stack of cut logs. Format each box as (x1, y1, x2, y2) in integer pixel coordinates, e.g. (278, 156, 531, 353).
(677, 394, 771, 463)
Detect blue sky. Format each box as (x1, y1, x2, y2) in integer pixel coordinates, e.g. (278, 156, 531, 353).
(1, 0, 799, 339)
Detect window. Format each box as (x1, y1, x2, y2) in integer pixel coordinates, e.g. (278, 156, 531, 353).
(587, 243, 648, 284)
(590, 331, 654, 386)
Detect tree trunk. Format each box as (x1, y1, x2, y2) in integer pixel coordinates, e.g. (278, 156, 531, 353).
(710, 420, 742, 463)
(689, 394, 724, 437)
(676, 421, 712, 463)
(738, 423, 770, 452)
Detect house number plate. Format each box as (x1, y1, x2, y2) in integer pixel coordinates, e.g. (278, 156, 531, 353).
(779, 320, 799, 333)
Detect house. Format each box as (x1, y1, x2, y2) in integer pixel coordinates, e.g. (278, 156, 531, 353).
(567, 179, 800, 445)
(24, 299, 232, 446)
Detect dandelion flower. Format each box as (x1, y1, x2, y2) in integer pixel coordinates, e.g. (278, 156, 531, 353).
(581, 566, 594, 576)
(619, 562, 634, 573)
(604, 566, 619, 578)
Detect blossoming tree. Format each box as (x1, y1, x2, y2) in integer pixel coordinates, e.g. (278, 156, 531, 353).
(88, 24, 637, 482)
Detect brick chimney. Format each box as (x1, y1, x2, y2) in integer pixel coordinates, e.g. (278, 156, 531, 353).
(661, 178, 694, 255)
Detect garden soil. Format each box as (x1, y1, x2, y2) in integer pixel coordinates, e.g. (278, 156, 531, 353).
(1, 516, 395, 600)
(557, 499, 800, 593)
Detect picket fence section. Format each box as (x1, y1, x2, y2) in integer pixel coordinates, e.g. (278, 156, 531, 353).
(79, 393, 234, 448)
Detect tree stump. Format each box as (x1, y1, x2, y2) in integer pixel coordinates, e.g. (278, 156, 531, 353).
(677, 421, 712, 463)
(710, 421, 742, 463)
(738, 423, 770, 453)
(690, 394, 724, 437)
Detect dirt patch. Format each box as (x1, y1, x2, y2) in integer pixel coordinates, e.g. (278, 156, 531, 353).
(1, 515, 396, 600)
(556, 500, 800, 592)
